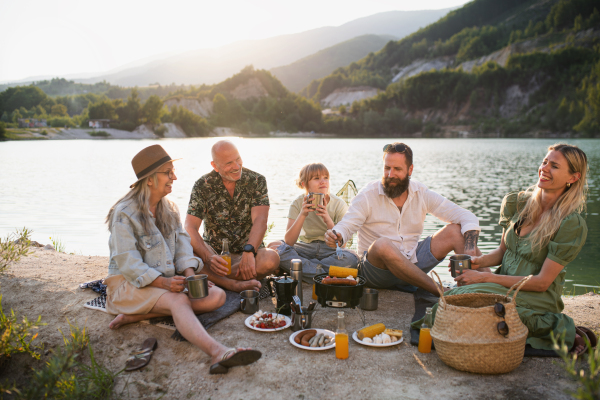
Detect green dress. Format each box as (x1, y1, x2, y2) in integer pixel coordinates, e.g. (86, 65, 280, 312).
(412, 192, 588, 350)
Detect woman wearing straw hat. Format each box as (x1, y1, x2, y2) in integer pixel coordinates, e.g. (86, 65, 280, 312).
(105, 144, 261, 374)
(413, 143, 594, 355)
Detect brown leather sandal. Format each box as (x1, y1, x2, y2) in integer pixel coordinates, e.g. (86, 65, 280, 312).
(125, 338, 158, 371)
(209, 348, 262, 375)
(571, 328, 588, 357)
(577, 326, 597, 349)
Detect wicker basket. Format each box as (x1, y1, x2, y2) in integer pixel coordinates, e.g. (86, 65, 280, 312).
(430, 272, 531, 374)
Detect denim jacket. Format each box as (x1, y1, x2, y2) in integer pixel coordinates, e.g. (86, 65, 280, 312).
(107, 200, 203, 288)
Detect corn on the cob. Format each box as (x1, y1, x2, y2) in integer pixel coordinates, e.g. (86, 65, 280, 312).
(357, 323, 386, 340)
(328, 266, 358, 278)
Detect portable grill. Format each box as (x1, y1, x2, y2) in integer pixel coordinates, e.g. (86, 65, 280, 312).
(313, 273, 366, 308)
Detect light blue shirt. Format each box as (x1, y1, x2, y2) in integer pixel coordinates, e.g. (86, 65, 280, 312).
(107, 200, 202, 288)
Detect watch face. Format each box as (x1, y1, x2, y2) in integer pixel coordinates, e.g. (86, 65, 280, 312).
(244, 244, 255, 252)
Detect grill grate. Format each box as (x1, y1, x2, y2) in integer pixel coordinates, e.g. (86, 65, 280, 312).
(314, 275, 366, 286)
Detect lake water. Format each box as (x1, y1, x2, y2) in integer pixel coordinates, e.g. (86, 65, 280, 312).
(1, 138, 598, 293)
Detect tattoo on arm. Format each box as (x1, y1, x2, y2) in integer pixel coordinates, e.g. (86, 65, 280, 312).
(464, 230, 479, 252)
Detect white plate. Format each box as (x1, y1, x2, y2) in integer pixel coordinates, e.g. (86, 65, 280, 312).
(244, 315, 291, 332)
(289, 329, 336, 351)
(352, 331, 404, 347)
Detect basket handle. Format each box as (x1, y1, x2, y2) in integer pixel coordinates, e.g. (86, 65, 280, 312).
(430, 270, 446, 310)
(506, 275, 532, 300)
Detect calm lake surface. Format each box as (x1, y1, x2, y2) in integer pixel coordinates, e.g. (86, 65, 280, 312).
(1, 138, 598, 293)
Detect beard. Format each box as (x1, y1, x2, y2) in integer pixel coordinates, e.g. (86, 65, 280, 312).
(382, 175, 410, 198)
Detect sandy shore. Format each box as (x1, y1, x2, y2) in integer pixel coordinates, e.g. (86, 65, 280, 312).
(1, 247, 598, 399)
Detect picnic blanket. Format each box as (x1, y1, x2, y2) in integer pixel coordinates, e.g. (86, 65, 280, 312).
(83, 285, 241, 341)
(409, 287, 558, 357)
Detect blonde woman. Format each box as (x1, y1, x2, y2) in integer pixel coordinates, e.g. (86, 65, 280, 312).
(413, 143, 593, 354)
(105, 145, 261, 374)
(269, 163, 358, 282)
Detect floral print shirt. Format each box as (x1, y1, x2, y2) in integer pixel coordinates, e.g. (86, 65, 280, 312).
(187, 168, 270, 253)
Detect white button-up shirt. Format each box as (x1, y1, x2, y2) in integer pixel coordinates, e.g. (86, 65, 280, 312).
(333, 179, 480, 263)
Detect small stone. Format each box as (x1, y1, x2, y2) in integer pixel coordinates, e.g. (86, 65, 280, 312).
(43, 244, 55, 251)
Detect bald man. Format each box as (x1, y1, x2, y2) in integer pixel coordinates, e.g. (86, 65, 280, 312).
(185, 140, 280, 292)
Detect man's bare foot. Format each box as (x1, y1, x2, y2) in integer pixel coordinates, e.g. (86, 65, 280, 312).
(109, 314, 133, 330)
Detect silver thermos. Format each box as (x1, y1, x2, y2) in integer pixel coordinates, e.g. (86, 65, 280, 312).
(291, 259, 303, 306)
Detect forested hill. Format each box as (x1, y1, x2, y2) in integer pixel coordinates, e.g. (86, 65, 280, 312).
(301, 0, 545, 100)
(305, 0, 600, 137)
(0, 66, 322, 138)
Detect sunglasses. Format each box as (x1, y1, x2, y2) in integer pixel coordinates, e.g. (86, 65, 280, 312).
(383, 143, 408, 153)
(494, 303, 509, 337)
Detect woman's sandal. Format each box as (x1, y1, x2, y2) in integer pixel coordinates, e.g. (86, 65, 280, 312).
(209, 348, 262, 375)
(571, 328, 589, 357)
(577, 326, 598, 349)
(125, 338, 158, 372)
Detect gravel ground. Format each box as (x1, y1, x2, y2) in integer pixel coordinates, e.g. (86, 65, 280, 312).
(1, 247, 598, 399)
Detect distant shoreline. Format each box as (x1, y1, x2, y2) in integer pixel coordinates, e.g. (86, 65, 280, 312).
(2, 125, 598, 141)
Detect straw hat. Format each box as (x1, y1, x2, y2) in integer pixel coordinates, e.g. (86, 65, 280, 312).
(130, 145, 181, 188)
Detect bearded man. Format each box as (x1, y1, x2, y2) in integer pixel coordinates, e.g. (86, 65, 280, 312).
(324, 142, 481, 296)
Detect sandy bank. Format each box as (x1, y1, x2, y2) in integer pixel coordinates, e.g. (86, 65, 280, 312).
(1, 247, 597, 399)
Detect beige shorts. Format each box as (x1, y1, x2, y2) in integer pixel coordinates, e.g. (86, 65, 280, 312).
(205, 244, 269, 276)
(105, 274, 168, 315)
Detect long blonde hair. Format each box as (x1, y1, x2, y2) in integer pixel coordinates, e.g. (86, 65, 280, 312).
(106, 174, 180, 238)
(518, 143, 588, 254)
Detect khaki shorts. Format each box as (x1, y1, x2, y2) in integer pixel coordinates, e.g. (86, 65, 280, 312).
(205, 244, 269, 276)
(105, 274, 168, 315)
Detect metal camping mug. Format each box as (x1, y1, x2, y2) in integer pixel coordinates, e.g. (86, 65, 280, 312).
(186, 274, 209, 299)
(308, 192, 324, 210)
(360, 288, 379, 311)
(450, 254, 472, 278)
(240, 290, 260, 314)
(291, 306, 314, 331)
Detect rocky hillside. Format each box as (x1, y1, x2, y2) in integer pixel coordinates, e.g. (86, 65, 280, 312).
(306, 0, 600, 136)
(162, 66, 322, 135)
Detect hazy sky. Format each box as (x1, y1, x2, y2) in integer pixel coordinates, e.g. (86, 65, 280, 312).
(0, 0, 470, 83)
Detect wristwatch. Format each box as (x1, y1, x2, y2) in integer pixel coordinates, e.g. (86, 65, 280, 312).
(243, 244, 257, 257)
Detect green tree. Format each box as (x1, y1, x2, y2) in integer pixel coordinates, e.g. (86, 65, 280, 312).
(589, 8, 600, 28)
(0, 86, 47, 114)
(573, 14, 583, 31)
(170, 105, 209, 136)
(212, 93, 229, 125)
(457, 36, 488, 63)
(40, 97, 56, 114)
(0, 112, 9, 122)
(88, 99, 116, 120)
(142, 95, 163, 125)
(115, 88, 142, 130)
(34, 105, 47, 117)
(50, 104, 68, 117)
(11, 110, 22, 123)
(0, 121, 6, 139)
